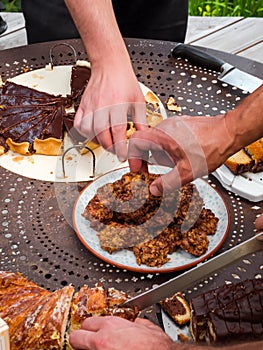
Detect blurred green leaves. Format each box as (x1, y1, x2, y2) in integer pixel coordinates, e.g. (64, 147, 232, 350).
(189, 0, 263, 17)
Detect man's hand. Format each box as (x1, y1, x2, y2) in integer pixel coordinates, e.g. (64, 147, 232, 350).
(128, 115, 231, 195)
(74, 60, 147, 161)
(69, 316, 175, 350)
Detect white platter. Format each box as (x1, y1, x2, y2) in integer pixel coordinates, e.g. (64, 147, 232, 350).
(0, 65, 166, 182)
(213, 165, 263, 202)
(72, 166, 230, 273)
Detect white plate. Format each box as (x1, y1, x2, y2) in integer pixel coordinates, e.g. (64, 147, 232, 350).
(213, 165, 263, 202)
(0, 65, 166, 182)
(73, 166, 230, 273)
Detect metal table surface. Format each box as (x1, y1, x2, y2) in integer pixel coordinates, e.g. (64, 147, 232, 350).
(0, 38, 262, 321)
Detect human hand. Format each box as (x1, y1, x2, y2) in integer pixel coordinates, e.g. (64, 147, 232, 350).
(128, 114, 232, 195)
(69, 316, 175, 350)
(73, 60, 147, 162)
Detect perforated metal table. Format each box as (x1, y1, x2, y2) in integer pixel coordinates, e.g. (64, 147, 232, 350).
(0, 38, 262, 321)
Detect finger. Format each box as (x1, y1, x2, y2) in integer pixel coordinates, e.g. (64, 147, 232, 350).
(150, 160, 195, 196)
(93, 107, 114, 152)
(128, 130, 161, 168)
(134, 318, 161, 329)
(69, 329, 95, 350)
(81, 315, 131, 332)
(132, 102, 148, 130)
(110, 103, 130, 161)
(74, 108, 94, 139)
(255, 213, 263, 231)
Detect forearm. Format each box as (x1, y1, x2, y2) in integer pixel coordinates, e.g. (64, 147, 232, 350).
(64, 0, 130, 67)
(223, 84, 263, 158)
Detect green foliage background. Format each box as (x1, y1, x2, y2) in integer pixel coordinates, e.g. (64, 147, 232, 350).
(189, 0, 263, 17)
(0, 0, 262, 17)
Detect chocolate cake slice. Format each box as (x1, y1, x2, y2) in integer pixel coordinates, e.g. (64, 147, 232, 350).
(70, 63, 91, 111)
(0, 81, 68, 155)
(190, 279, 263, 344)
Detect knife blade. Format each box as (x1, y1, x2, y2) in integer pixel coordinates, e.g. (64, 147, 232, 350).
(172, 43, 262, 93)
(122, 232, 263, 310)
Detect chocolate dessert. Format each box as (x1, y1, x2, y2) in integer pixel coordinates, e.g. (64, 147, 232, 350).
(160, 292, 191, 326)
(190, 279, 263, 344)
(0, 80, 70, 155)
(0, 62, 164, 157)
(70, 63, 91, 111)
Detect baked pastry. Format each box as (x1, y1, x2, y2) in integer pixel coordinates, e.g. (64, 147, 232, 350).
(245, 138, 263, 172)
(0, 271, 140, 349)
(190, 278, 263, 344)
(69, 283, 139, 332)
(224, 138, 263, 175)
(224, 149, 254, 175)
(83, 171, 218, 267)
(160, 292, 191, 326)
(0, 271, 74, 350)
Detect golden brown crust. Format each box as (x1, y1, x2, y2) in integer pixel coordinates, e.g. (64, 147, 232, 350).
(6, 138, 30, 155)
(33, 137, 63, 156)
(69, 284, 139, 332)
(245, 138, 263, 172)
(224, 148, 254, 175)
(0, 271, 74, 350)
(144, 91, 160, 109)
(224, 138, 263, 175)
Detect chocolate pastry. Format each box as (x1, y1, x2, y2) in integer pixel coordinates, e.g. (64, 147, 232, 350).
(190, 279, 263, 344)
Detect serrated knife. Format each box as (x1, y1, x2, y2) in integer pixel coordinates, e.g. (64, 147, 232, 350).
(172, 43, 262, 93)
(122, 232, 263, 310)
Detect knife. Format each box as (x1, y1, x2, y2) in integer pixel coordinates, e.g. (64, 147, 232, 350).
(122, 232, 263, 310)
(172, 43, 262, 93)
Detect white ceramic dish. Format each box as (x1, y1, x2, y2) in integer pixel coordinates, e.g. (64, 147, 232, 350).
(213, 165, 263, 202)
(0, 65, 166, 182)
(73, 166, 230, 273)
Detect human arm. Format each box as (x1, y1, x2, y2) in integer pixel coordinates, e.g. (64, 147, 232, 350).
(64, 0, 147, 161)
(128, 84, 263, 195)
(69, 316, 263, 350)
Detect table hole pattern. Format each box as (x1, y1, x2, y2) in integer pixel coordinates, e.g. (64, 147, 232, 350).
(0, 39, 262, 318)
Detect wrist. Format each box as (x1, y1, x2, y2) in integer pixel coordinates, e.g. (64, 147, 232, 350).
(224, 85, 263, 153)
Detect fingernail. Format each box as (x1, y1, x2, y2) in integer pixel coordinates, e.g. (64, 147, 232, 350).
(150, 183, 162, 196)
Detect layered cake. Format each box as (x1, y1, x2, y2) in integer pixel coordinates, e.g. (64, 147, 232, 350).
(160, 292, 191, 326)
(224, 138, 263, 175)
(190, 278, 263, 344)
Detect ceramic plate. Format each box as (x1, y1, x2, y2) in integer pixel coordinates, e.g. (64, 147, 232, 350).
(0, 65, 166, 182)
(73, 166, 230, 273)
(213, 165, 263, 202)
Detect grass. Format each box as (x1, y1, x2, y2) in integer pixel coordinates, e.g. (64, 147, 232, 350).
(189, 0, 263, 17)
(1, 0, 263, 17)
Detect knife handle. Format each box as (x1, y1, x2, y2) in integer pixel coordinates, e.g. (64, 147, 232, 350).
(172, 43, 225, 73)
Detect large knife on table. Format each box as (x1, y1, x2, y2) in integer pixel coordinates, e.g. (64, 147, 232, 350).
(122, 232, 263, 310)
(172, 43, 262, 93)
